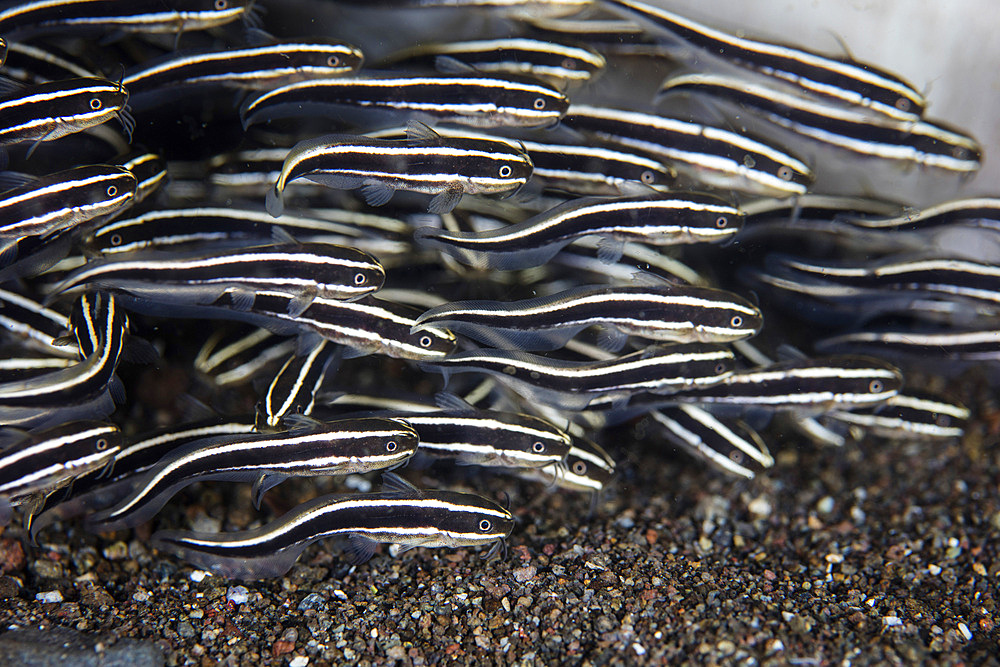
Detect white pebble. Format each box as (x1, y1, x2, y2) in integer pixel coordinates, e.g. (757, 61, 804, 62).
(132, 590, 150, 603)
(748, 495, 772, 518)
(958, 623, 972, 640)
(333, 589, 348, 601)
(289, 657, 309, 667)
(227, 586, 249, 605)
(928, 564, 942, 575)
(189, 570, 212, 582)
(632, 643, 646, 656)
(883, 616, 902, 627)
(35, 591, 63, 603)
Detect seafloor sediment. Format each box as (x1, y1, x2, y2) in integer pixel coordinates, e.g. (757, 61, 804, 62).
(1, 403, 997, 666)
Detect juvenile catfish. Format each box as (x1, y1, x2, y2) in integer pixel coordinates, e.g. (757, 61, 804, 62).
(266, 121, 533, 216)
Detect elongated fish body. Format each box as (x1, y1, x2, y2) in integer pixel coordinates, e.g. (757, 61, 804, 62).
(769, 256, 1000, 309)
(825, 391, 969, 441)
(241, 73, 569, 129)
(376, 410, 572, 468)
(28, 419, 258, 541)
(3, 42, 98, 85)
(0, 77, 131, 147)
(642, 355, 903, 415)
(53, 242, 386, 309)
(383, 38, 605, 88)
(265, 123, 533, 216)
(243, 290, 458, 361)
(421, 345, 735, 410)
(518, 138, 675, 195)
(113, 150, 167, 206)
(840, 197, 1000, 231)
(123, 40, 365, 109)
(561, 104, 813, 196)
(87, 417, 420, 531)
(0, 293, 126, 428)
(0, 0, 253, 38)
(648, 406, 772, 479)
(348, 0, 591, 19)
(604, 0, 925, 120)
(0, 420, 121, 523)
(87, 207, 377, 256)
(415, 193, 742, 270)
(0, 165, 136, 242)
(659, 73, 981, 174)
(815, 329, 1000, 363)
(0, 288, 77, 358)
(0, 357, 76, 382)
(150, 478, 515, 579)
(413, 283, 762, 350)
(256, 340, 339, 430)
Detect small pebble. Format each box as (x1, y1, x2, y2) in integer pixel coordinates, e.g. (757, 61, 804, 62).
(289, 657, 309, 667)
(226, 586, 249, 605)
(958, 623, 972, 640)
(816, 496, 835, 514)
(632, 643, 646, 656)
(883, 616, 902, 627)
(512, 565, 536, 583)
(35, 591, 63, 603)
(748, 496, 772, 518)
(928, 564, 942, 575)
(189, 571, 211, 583)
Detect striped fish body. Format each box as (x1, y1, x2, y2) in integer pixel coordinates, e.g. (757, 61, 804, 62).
(256, 340, 339, 430)
(0, 293, 126, 428)
(840, 197, 1000, 231)
(241, 73, 569, 129)
(659, 73, 981, 174)
(649, 406, 772, 479)
(412, 283, 762, 350)
(0, 165, 136, 241)
(2, 42, 98, 85)
(87, 417, 420, 531)
(604, 0, 925, 120)
(383, 37, 605, 88)
(27, 419, 257, 540)
(354, 0, 590, 19)
(382, 410, 572, 468)
(0, 420, 121, 510)
(123, 40, 365, 108)
(54, 242, 386, 308)
(825, 391, 969, 441)
(0, 357, 76, 382)
(414, 193, 742, 270)
(150, 484, 514, 579)
(561, 104, 813, 196)
(266, 125, 534, 216)
(421, 344, 735, 410)
(0, 0, 252, 38)
(520, 138, 675, 195)
(113, 150, 167, 206)
(0, 77, 128, 146)
(194, 326, 295, 387)
(245, 291, 458, 361)
(815, 329, 1000, 364)
(86, 207, 378, 256)
(662, 355, 903, 414)
(0, 288, 76, 358)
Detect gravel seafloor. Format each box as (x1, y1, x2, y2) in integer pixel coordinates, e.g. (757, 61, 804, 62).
(1, 396, 998, 666)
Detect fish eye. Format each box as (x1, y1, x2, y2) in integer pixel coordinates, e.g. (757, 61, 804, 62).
(729, 451, 744, 463)
(106, 185, 117, 197)
(327, 55, 341, 67)
(498, 164, 512, 178)
(386, 440, 397, 452)
(715, 362, 728, 374)
(90, 98, 102, 110)
(353, 273, 366, 285)
(419, 335, 433, 347)
(640, 170, 655, 185)
(572, 461, 587, 475)
(952, 146, 969, 159)
(730, 315, 743, 327)
(743, 154, 756, 168)
(777, 165, 793, 181)
(715, 216, 728, 228)
(95, 438, 108, 450)
(531, 441, 545, 453)
(561, 57, 578, 70)
(214, 0, 228, 9)
(935, 415, 951, 427)
(896, 98, 911, 112)
(110, 234, 122, 246)
(532, 97, 546, 110)
(479, 519, 492, 531)
(868, 380, 884, 393)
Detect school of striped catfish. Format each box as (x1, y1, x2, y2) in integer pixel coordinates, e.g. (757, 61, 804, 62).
(0, 0, 990, 580)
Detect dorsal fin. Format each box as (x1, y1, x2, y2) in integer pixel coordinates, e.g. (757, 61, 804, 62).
(406, 120, 440, 143)
(434, 55, 478, 75)
(434, 391, 474, 412)
(381, 472, 421, 496)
